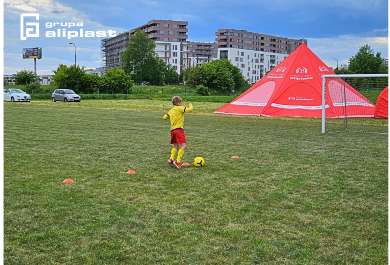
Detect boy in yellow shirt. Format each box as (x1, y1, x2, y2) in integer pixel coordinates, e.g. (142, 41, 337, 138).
(163, 96, 193, 169)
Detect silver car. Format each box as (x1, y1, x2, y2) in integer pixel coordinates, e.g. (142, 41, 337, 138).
(52, 89, 81, 102)
(4, 88, 31, 102)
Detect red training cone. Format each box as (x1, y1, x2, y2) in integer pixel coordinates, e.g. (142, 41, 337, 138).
(127, 170, 135, 174)
(63, 178, 74, 183)
(231, 156, 239, 159)
(182, 162, 190, 166)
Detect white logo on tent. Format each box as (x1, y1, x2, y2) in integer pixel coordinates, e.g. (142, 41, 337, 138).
(319, 66, 329, 72)
(296, 67, 307, 73)
(276, 66, 286, 73)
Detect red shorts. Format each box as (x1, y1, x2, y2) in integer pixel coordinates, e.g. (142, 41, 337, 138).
(170, 128, 186, 144)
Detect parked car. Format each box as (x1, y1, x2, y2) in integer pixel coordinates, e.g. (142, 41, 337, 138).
(52, 89, 81, 102)
(3, 88, 31, 102)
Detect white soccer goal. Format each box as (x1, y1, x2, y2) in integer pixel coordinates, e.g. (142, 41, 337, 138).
(322, 74, 388, 134)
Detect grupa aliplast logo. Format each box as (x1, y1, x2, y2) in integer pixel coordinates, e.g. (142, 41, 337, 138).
(20, 13, 117, 40)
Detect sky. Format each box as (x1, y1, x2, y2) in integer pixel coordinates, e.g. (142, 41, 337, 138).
(3, 0, 389, 75)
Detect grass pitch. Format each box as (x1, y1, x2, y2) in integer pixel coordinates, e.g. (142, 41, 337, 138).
(4, 100, 388, 264)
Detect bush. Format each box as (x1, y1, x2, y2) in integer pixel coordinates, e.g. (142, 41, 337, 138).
(194, 85, 209, 96)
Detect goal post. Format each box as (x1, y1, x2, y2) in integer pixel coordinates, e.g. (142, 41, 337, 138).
(322, 74, 388, 133)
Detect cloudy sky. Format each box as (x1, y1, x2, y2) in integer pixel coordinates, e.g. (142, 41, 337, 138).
(3, 0, 389, 75)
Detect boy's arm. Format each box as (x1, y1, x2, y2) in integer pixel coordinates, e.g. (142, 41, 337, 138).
(163, 113, 170, 120)
(184, 103, 193, 113)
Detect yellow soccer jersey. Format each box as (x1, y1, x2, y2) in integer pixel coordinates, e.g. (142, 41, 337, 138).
(163, 105, 193, 131)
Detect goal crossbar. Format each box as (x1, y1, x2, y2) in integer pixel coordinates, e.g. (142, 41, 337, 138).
(322, 74, 388, 133)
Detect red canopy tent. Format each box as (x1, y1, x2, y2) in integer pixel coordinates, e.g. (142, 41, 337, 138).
(214, 43, 375, 118)
(374, 87, 388, 118)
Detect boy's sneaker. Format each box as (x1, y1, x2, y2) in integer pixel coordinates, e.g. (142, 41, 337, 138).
(168, 158, 174, 167)
(173, 160, 181, 169)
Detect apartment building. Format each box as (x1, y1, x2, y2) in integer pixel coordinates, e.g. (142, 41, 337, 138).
(215, 29, 307, 83)
(101, 20, 189, 74)
(4, 74, 53, 86)
(187, 42, 218, 68)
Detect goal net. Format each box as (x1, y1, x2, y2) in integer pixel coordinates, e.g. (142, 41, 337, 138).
(321, 74, 388, 134)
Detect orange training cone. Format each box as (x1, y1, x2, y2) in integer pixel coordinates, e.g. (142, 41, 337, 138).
(63, 178, 74, 183)
(127, 170, 135, 174)
(182, 162, 190, 166)
(231, 156, 239, 159)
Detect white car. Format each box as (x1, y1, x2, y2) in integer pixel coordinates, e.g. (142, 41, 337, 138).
(4, 88, 31, 102)
(52, 89, 81, 102)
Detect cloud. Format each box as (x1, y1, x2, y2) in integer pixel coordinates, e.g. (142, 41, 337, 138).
(144, 1, 159, 7)
(170, 13, 199, 22)
(307, 35, 388, 68)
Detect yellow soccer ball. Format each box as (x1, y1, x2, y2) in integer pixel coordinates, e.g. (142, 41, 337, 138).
(193, 157, 205, 167)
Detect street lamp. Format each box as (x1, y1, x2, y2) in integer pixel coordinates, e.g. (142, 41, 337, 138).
(69, 43, 76, 66)
(332, 57, 338, 70)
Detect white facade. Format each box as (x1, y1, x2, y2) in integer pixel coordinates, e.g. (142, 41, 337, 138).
(84, 67, 105, 76)
(218, 48, 288, 84)
(155, 41, 188, 73)
(4, 74, 53, 85)
(188, 56, 214, 68)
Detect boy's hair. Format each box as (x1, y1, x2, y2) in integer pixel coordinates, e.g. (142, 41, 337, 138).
(172, 96, 183, 106)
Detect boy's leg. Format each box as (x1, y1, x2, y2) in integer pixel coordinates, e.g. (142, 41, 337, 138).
(168, 144, 179, 166)
(171, 143, 179, 160)
(176, 143, 187, 163)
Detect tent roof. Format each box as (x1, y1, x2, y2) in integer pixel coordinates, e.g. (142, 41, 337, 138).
(214, 43, 375, 118)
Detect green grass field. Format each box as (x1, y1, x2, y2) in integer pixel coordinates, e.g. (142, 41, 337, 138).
(4, 99, 388, 264)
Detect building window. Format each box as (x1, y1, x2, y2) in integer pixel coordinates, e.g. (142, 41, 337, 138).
(164, 24, 169, 28)
(164, 38, 169, 42)
(168, 31, 173, 35)
(173, 52, 177, 57)
(220, 50, 228, 59)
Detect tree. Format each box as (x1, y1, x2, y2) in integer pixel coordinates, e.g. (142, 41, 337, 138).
(82, 74, 101, 94)
(186, 65, 206, 88)
(163, 63, 180, 85)
(121, 29, 159, 85)
(13, 70, 38, 85)
(186, 59, 246, 92)
(349, 44, 388, 74)
(100, 67, 133, 94)
(202, 59, 234, 92)
(347, 45, 388, 89)
(52, 64, 86, 93)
